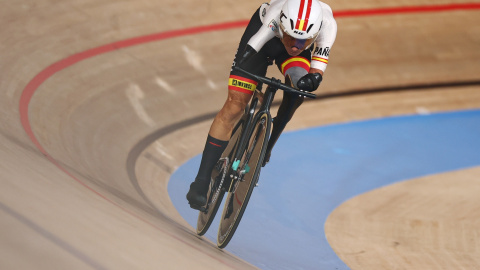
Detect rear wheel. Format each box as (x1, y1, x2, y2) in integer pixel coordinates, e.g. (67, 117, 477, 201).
(217, 113, 271, 248)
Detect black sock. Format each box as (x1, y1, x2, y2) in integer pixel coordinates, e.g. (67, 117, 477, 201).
(195, 135, 228, 184)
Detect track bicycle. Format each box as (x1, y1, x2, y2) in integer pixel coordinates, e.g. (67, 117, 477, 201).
(195, 66, 316, 248)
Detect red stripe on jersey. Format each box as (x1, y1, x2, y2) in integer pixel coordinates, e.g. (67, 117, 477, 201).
(282, 61, 310, 75)
(228, 85, 254, 95)
(295, 0, 305, 30)
(229, 75, 257, 85)
(312, 56, 328, 63)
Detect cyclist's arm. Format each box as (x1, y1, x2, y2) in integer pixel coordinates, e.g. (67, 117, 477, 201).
(247, 2, 282, 52)
(311, 3, 337, 73)
(299, 4, 337, 92)
(248, 25, 275, 52)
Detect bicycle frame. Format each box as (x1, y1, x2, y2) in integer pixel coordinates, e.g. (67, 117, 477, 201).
(232, 82, 282, 173)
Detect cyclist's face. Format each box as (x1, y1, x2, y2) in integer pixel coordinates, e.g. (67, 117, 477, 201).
(280, 27, 315, 56)
(283, 42, 302, 56)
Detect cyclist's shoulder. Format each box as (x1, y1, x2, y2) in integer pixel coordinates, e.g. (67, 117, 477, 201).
(319, 1, 333, 12)
(257, 1, 284, 39)
(318, 2, 337, 37)
(319, 2, 335, 23)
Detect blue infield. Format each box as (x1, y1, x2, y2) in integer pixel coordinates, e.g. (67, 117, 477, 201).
(168, 109, 480, 270)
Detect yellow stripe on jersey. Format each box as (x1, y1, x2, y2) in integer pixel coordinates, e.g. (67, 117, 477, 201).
(281, 57, 311, 74)
(312, 56, 328, 64)
(228, 76, 257, 94)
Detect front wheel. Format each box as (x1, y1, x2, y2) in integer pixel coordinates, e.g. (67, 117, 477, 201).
(217, 112, 271, 248)
(196, 119, 245, 235)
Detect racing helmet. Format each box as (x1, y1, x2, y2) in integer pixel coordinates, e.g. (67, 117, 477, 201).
(279, 0, 323, 50)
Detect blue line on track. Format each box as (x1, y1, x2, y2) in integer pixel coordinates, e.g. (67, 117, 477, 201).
(169, 109, 480, 269)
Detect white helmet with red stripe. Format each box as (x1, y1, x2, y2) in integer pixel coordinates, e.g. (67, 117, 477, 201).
(279, 0, 323, 49)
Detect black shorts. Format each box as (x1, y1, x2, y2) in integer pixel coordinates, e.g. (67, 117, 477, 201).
(228, 7, 313, 95)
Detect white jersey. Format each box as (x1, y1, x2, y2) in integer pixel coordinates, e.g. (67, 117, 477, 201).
(248, 0, 337, 72)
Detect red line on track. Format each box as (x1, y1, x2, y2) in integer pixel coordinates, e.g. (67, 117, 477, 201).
(20, 2, 480, 155)
(334, 3, 480, 17)
(18, 2, 480, 265)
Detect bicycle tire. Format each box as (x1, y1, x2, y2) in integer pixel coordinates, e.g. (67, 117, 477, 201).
(217, 112, 271, 248)
(196, 119, 245, 235)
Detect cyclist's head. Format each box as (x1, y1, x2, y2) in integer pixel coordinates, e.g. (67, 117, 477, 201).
(279, 0, 323, 52)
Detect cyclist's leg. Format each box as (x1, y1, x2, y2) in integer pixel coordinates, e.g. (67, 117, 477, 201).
(187, 6, 269, 208)
(263, 48, 313, 165)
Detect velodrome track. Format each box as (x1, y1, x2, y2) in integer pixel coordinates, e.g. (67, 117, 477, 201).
(1, 0, 480, 269)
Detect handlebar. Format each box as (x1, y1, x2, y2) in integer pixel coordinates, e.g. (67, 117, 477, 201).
(233, 66, 316, 99)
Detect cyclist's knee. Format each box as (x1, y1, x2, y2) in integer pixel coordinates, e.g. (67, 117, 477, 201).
(218, 91, 250, 123)
(226, 91, 250, 114)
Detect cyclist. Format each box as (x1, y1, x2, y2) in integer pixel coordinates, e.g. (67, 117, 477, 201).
(187, 0, 337, 210)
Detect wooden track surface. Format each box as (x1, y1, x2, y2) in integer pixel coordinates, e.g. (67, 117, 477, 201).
(1, 0, 479, 269)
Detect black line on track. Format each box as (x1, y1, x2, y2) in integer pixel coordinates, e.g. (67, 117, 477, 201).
(314, 80, 480, 100)
(126, 79, 480, 212)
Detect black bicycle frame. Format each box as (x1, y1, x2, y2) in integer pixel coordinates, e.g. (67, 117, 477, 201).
(232, 84, 277, 167)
